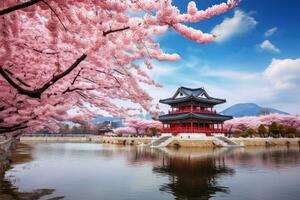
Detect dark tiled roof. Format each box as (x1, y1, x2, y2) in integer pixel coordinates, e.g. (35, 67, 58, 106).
(159, 112, 232, 122)
(180, 87, 205, 97)
(160, 86, 226, 105)
(160, 95, 225, 105)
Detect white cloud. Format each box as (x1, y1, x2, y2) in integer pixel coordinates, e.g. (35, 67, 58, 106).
(264, 58, 300, 90)
(259, 40, 280, 53)
(149, 56, 300, 114)
(264, 27, 277, 37)
(211, 10, 257, 42)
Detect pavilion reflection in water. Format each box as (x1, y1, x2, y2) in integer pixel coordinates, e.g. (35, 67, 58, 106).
(129, 146, 300, 200)
(130, 148, 235, 200)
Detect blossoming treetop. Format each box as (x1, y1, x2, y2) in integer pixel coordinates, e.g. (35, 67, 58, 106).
(114, 118, 162, 136)
(0, 0, 240, 134)
(224, 114, 300, 132)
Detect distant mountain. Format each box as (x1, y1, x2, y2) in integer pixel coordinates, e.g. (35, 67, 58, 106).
(92, 117, 123, 127)
(221, 103, 289, 117)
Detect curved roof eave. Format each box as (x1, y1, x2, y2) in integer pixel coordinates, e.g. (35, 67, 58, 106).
(159, 112, 233, 122)
(159, 95, 226, 105)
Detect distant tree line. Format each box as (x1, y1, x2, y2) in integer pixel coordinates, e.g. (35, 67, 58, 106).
(34, 122, 112, 135)
(229, 122, 299, 138)
(225, 114, 300, 138)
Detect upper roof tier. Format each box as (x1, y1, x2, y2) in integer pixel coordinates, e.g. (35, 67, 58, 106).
(159, 87, 226, 105)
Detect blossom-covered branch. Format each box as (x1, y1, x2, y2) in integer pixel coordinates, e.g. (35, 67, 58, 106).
(0, 0, 239, 134)
(103, 27, 130, 37)
(0, 0, 42, 16)
(0, 54, 87, 98)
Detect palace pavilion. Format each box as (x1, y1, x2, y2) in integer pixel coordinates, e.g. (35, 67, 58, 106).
(158, 87, 232, 135)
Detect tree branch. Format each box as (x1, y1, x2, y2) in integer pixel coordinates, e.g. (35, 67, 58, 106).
(5, 68, 31, 88)
(16, 77, 31, 87)
(41, 0, 68, 31)
(0, 0, 42, 16)
(20, 43, 60, 55)
(96, 70, 121, 88)
(62, 68, 82, 94)
(62, 87, 83, 94)
(0, 54, 87, 98)
(71, 68, 82, 85)
(0, 121, 28, 134)
(103, 26, 130, 36)
(63, 87, 94, 94)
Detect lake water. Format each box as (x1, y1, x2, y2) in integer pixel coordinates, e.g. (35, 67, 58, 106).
(1, 143, 300, 200)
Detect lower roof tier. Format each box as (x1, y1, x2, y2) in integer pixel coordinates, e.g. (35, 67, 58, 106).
(159, 112, 232, 122)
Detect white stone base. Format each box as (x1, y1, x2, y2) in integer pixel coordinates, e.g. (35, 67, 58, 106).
(161, 133, 173, 137)
(177, 133, 208, 140)
(212, 133, 225, 137)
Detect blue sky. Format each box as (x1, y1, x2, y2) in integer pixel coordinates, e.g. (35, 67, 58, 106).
(146, 0, 300, 115)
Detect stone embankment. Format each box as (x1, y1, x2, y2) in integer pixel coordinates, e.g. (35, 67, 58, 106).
(20, 134, 102, 143)
(231, 138, 300, 146)
(20, 135, 154, 145)
(102, 136, 153, 145)
(19, 135, 300, 148)
(168, 137, 300, 148)
(0, 138, 14, 174)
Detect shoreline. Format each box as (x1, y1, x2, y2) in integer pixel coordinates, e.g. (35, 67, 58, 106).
(19, 135, 300, 147)
(0, 139, 14, 174)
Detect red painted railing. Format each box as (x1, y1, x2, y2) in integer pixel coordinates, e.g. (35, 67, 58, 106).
(161, 127, 227, 134)
(168, 108, 217, 115)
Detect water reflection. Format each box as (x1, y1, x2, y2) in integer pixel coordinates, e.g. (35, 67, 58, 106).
(1, 143, 300, 200)
(0, 143, 63, 200)
(155, 152, 233, 199)
(129, 148, 234, 200)
(220, 146, 300, 169)
(128, 147, 300, 200)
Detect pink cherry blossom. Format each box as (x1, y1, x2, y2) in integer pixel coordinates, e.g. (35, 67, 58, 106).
(225, 114, 300, 130)
(113, 127, 136, 135)
(0, 0, 239, 134)
(113, 118, 162, 135)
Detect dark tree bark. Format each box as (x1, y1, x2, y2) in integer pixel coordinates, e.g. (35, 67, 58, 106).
(0, 54, 87, 98)
(0, 0, 42, 16)
(103, 27, 130, 36)
(0, 122, 28, 134)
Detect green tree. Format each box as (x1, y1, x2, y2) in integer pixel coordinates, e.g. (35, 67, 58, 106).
(257, 125, 267, 138)
(278, 124, 286, 137)
(246, 128, 256, 138)
(233, 129, 243, 138)
(269, 122, 279, 137)
(285, 125, 297, 138)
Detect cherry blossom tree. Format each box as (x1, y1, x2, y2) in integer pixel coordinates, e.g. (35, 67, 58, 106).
(0, 0, 240, 134)
(225, 114, 300, 131)
(114, 117, 162, 136)
(126, 117, 162, 135)
(113, 127, 136, 136)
